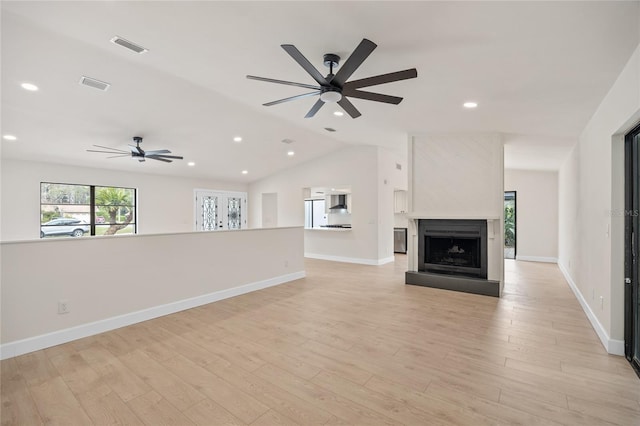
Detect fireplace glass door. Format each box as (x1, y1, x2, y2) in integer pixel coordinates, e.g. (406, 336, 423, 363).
(425, 236, 480, 269)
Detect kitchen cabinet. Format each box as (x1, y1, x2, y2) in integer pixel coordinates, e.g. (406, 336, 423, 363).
(394, 190, 408, 213)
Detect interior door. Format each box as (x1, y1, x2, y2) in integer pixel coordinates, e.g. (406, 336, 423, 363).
(625, 123, 640, 376)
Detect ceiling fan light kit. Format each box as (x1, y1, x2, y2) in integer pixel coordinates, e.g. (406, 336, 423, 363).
(247, 38, 418, 118)
(320, 90, 342, 103)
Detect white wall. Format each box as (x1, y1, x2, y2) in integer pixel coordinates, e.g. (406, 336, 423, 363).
(1, 227, 304, 358)
(248, 145, 400, 265)
(1, 159, 247, 241)
(504, 169, 559, 262)
(408, 133, 505, 286)
(558, 43, 640, 354)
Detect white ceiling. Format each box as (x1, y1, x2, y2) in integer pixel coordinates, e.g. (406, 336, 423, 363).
(2, 1, 639, 181)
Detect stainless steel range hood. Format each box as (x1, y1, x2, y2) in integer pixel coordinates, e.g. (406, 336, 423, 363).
(329, 194, 348, 210)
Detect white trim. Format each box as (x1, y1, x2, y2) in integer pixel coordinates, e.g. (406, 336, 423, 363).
(558, 262, 624, 356)
(0, 271, 305, 360)
(305, 253, 394, 266)
(516, 255, 558, 263)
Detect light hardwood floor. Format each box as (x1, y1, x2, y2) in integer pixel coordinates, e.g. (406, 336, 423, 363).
(2, 257, 639, 425)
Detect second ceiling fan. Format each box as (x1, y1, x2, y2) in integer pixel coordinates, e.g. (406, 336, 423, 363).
(247, 38, 417, 119)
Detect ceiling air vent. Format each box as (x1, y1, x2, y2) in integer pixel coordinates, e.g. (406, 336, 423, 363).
(79, 76, 110, 91)
(110, 36, 148, 54)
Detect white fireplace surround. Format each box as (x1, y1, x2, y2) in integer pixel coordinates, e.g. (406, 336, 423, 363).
(407, 215, 502, 283)
(407, 133, 505, 295)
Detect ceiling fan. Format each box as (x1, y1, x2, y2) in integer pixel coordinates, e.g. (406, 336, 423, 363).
(87, 136, 184, 163)
(247, 38, 417, 119)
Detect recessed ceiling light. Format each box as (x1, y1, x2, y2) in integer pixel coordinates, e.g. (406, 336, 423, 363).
(3, 135, 17, 141)
(187, 162, 195, 167)
(21, 83, 38, 91)
(287, 151, 295, 156)
(233, 136, 242, 142)
(463, 101, 478, 108)
(242, 170, 248, 175)
(333, 111, 344, 117)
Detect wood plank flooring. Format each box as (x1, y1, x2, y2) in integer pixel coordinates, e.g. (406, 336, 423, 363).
(2, 258, 639, 425)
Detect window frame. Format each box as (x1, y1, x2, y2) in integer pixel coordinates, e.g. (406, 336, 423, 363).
(40, 182, 137, 238)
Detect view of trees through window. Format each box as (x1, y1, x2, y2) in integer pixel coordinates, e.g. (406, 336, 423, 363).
(40, 183, 136, 238)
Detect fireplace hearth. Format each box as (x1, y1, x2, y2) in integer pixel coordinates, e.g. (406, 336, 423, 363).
(406, 219, 499, 297)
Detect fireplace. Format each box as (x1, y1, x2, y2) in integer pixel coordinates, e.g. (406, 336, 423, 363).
(419, 219, 487, 279)
(406, 218, 498, 297)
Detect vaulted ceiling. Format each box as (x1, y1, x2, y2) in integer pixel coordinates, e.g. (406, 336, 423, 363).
(2, 1, 639, 181)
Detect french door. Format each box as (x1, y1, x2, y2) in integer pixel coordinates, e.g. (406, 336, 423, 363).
(195, 190, 247, 231)
(625, 123, 640, 376)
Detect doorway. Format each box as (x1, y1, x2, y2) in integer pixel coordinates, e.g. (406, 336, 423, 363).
(625, 123, 640, 376)
(261, 193, 278, 228)
(504, 191, 517, 260)
(194, 190, 247, 231)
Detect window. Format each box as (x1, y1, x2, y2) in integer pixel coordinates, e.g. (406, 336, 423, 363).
(40, 182, 136, 238)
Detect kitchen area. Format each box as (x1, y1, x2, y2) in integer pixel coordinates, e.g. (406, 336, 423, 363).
(304, 187, 352, 231)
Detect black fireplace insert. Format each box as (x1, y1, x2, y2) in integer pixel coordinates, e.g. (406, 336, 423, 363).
(418, 219, 488, 279)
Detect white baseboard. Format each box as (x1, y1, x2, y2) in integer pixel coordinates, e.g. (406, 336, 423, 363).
(0, 271, 305, 360)
(558, 263, 624, 356)
(305, 253, 394, 266)
(516, 255, 558, 263)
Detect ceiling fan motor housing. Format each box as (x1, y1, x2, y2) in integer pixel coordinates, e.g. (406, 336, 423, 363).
(323, 53, 340, 69)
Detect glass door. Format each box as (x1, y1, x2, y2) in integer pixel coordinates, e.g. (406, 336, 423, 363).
(625, 123, 640, 376)
(195, 190, 247, 231)
(504, 191, 517, 260)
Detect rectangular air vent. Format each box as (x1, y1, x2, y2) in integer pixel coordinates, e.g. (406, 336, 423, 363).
(79, 76, 110, 91)
(110, 36, 148, 54)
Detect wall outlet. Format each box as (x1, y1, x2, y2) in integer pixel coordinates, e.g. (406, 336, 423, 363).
(58, 300, 70, 314)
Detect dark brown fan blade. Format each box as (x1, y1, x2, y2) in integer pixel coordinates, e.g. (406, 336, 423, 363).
(145, 149, 171, 155)
(343, 68, 418, 90)
(264, 91, 321, 106)
(146, 156, 172, 163)
(91, 144, 129, 153)
(106, 154, 132, 158)
(331, 39, 377, 87)
(247, 75, 321, 91)
(87, 149, 128, 154)
(304, 99, 325, 118)
(281, 44, 328, 86)
(147, 154, 183, 160)
(337, 97, 362, 119)
(343, 89, 403, 105)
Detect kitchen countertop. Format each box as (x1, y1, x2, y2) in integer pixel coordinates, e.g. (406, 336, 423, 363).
(305, 227, 352, 232)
